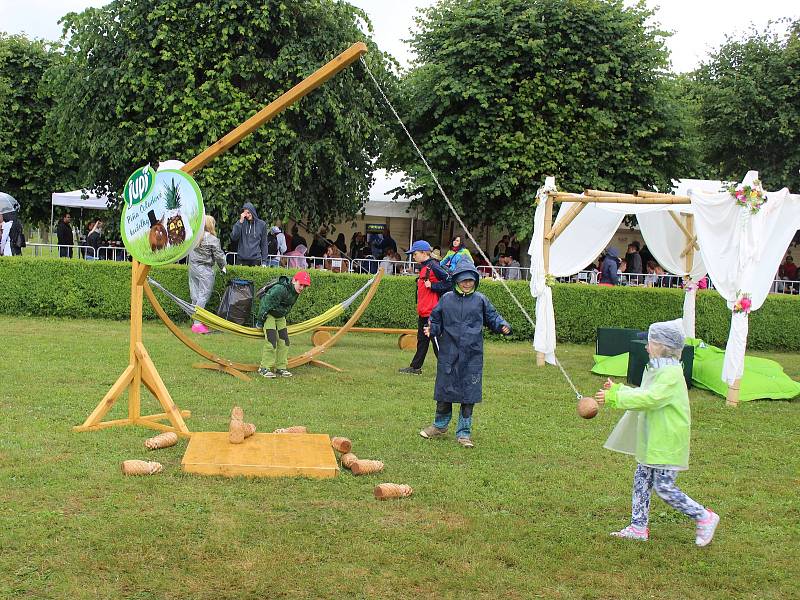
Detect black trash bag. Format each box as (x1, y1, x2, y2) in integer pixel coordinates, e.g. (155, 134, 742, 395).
(217, 278, 254, 325)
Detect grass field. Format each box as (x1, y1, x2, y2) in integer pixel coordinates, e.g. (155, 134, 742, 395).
(1, 315, 798, 599)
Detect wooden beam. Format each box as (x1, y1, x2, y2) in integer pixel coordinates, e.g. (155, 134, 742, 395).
(545, 202, 586, 242)
(585, 189, 636, 198)
(685, 214, 695, 273)
(668, 211, 700, 252)
(182, 42, 368, 175)
(636, 190, 691, 202)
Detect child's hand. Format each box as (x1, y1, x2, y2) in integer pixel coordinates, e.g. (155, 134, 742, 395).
(594, 390, 606, 405)
(603, 377, 613, 390)
(501, 325, 511, 335)
(424, 280, 432, 288)
(423, 325, 431, 337)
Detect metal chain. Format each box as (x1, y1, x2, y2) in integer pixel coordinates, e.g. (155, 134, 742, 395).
(361, 57, 583, 400)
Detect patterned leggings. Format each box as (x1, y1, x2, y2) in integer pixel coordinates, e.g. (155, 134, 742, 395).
(630, 464, 706, 528)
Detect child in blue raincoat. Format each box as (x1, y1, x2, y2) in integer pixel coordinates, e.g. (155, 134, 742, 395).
(419, 261, 510, 447)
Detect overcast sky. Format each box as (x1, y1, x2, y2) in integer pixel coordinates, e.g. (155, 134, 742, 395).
(1, 0, 797, 72)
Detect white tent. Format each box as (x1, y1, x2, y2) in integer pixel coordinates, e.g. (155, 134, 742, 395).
(50, 190, 111, 232)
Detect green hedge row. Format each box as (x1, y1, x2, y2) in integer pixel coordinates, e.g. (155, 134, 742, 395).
(2, 257, 799, 350)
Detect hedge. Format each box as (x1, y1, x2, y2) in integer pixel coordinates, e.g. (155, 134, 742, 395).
(2, 257, 799, 350)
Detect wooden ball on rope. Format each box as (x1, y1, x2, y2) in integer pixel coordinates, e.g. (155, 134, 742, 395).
(577, 396, 599, 419)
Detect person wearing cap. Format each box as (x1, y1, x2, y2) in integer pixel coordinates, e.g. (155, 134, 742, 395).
(255, 271, 311, 378)
(398, 240, 452, 375)
(419, 261, 511, 448)
(594, 318, 720, 546)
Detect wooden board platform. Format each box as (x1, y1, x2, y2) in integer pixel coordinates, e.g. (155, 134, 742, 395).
(181, 432, 339, 478)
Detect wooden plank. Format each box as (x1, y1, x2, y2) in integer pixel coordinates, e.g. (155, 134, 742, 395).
(182, 43, 367, 175)
(73, 418, 134, 432)
(314, 326, 416, 335)
(181, 432, 339, 478)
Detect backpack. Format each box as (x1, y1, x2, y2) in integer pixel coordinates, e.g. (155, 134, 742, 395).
(256, 277, 281, 299)
(267, 230, 278, 255)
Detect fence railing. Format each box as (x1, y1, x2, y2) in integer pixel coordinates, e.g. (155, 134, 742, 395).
(12, 245, 800, 295)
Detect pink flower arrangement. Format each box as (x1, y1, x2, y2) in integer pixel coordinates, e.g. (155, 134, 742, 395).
(733, 291, 752, 314)
(728, 180, 767, 214)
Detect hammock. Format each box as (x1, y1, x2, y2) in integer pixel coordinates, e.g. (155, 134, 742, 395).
(147, 276, 375, 339)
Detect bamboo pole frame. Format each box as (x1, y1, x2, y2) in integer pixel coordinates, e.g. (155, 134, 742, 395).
(76, 42, 369, 435)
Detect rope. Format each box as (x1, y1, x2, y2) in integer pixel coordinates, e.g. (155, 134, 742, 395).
(360, 57, 584, 399)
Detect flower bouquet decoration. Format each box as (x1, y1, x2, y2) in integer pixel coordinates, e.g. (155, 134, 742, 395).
(728, 179, 767, 215)
(544, 273, 556, 287)
(733, 291, 752, 314)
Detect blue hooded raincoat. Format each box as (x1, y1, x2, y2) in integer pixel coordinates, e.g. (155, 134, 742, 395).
(429, 261, 510, 404)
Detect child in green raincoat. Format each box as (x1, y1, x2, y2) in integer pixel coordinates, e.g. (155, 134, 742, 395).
(594, 319, 720, 546)
(255, 271, 311, 378)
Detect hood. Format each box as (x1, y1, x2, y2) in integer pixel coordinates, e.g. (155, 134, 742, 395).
(271, 225, 282, 234)
(242, 202, 260, 222)
(293, 244, 307, 254)
(451, 259, 480, 288)
(605, 247, 619, 260)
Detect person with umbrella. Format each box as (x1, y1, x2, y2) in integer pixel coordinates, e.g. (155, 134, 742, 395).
(0, 192, 22, 256)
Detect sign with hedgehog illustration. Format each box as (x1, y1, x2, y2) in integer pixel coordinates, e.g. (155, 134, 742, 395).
(120, 165, 204, 266)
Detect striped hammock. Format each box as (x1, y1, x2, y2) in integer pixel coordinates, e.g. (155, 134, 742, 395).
(147, 276, 374, 339)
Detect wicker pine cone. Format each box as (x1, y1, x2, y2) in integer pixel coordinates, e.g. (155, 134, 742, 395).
(374, 483, 413, 500)
(340, 452, 358, 469)
(273, 426, 308, 434)
(231, 406, 244, 421)
(143, 431, 178, 450)
(121, 460, 163, 475)
(351, 459, 384, 476)
(331, 437, 352, 453)
(229, 418, 246, 444)
(243, 423, 256, 438)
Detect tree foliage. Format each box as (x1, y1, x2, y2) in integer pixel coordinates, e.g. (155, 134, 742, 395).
(383, 0, 701, 236)
(44, 0, 397, 241)
(0, 34, 79, 224)
(691, 20, 800, 190)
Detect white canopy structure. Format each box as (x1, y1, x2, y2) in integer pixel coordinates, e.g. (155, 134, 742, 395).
(50, 190, 111, 232)
(528, 172, 800, 405)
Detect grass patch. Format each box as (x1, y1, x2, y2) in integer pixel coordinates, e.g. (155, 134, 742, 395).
(1, 315, 798, 599)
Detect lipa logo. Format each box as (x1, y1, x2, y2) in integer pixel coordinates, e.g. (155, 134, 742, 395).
(123, 164, 156, 207)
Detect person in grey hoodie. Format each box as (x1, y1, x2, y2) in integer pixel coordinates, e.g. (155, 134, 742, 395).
(230, 202, 269, 266)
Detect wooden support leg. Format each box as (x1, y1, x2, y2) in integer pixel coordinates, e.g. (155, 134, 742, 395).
(309, 359, 344, 373)
(192, 362, 252, 382)
(73, 364, 136, 431)
(536, 352, 546, 367)
(726, 379, 741, 407)
(136, 343, 191, 435)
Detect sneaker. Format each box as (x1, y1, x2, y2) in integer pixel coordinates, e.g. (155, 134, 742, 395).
(695, 510, 720, 547)
(457, 437, 475, 448)
(258, 368, 277, 379)
(610, 525, 649, 541)
(399, 367, 423, 375)
(275, 369, 293, 378)
(419, 425, 447, 439)
(191, 323, 210, 334)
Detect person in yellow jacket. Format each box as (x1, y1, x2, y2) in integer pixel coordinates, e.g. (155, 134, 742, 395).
(594, 319, 720, 546)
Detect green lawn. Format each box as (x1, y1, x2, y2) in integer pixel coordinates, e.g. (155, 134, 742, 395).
(1, 315, 798, 599)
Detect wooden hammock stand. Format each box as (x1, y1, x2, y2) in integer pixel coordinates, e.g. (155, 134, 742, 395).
(75, 42, 370, 437)
(538, 187, 739, 407)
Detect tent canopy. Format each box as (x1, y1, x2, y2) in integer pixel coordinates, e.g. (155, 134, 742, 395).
(51, 190, 110, 210)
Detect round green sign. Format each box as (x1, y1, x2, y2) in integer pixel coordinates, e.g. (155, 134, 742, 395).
(121, 166, 205, 266)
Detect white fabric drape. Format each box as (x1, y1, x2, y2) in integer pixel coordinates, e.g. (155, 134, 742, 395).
(688, 171, 800, 384)
(528, 180, 556, 364)
(637, 210, 707, 281)
(682, 287, 696, 339)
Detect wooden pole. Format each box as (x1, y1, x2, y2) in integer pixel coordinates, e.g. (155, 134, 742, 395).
(538, 194, 554, 367)
(584, 189, 636, 198)
(545, 202, 586, 243)
(684, 214, 695, 272)
(78, 42, 369, 434)
(183, 42, 368, 175)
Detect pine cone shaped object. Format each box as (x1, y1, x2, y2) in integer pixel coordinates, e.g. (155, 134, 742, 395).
(243, 423, 256, 438)
(229, 418, 246, 444)
(273, 426, 308, 434)
(374, 483, 413, 500)
(340, 452, 358, 469)
(577, 396, 599, 419)
(121, 460, 164, 475)
(351, 459, 384, 476)
(144, 431, 178, 450)
(231, 406, 244, 421)
(331, 437, 352, 453)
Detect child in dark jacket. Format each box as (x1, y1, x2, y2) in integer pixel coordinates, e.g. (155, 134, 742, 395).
(398, 240, 451, 375)
(255, 271, 311, 378)
(419, 261, 510, 447)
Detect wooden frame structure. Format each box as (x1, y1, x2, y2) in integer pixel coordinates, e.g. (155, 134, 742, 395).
(310, 326, 417, 350)
(75, 42, 369, 435)
(144, 269, 384, 381)
(538, 187, 740, 405)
